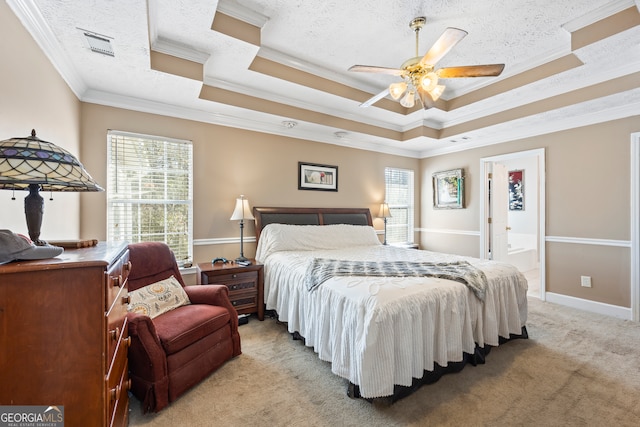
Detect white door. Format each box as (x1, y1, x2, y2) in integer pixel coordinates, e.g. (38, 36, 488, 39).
(491, 163, 509, 262)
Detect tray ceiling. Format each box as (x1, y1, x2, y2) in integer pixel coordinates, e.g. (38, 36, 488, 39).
(7, 0, 640, 158)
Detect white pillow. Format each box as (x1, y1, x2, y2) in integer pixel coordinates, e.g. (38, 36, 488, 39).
(256, 223, 380, 262)
(128, 275, 191, 319)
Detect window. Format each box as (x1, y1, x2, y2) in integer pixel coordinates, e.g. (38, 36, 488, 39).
(384, 167, 415, 244)
(107, 131, 193, 266)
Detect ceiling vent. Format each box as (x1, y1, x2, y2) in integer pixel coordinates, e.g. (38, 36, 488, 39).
(82, 31, 114, 57)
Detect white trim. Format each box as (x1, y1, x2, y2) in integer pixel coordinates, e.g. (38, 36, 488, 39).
(561, 0, 635, 32)
(480, 148, 546, 300)
(545, 292, 632, 320)
(545, 236, 631, 247)
(418, 228, 480, 237)
(631, 132, 640, 321)
(194, 236, 256, 246)
(81, 89, 419, 159)
(152, 37, 210, 64)
(216, 0, 270, 28)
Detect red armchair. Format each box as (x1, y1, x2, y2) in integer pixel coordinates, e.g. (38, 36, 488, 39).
(126, 242, 241, 413)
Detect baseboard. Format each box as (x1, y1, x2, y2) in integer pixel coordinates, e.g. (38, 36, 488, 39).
(545, 292, 632, 320)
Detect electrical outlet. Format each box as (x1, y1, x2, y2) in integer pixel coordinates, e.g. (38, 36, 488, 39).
(580, 276, 592, 288)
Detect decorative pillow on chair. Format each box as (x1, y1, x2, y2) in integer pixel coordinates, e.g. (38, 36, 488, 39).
(128, 275, 191, 319)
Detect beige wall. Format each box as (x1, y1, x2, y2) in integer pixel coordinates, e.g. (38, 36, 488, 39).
(79, 104, 419, 265)
(420, 117, 639, 307)
(3, 0, 639, 310)
(0, 1, 82, 239)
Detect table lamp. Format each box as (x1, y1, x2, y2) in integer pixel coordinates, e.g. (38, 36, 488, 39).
(0, 130, 103, 245)
(230, 195, 254, 263)
(378, 202, 392, 245)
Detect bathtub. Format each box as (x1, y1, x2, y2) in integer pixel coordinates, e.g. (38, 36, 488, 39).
(507, 247, 537, 272)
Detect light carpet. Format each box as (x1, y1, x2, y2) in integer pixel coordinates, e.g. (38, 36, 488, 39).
(129, 297, 640, 426)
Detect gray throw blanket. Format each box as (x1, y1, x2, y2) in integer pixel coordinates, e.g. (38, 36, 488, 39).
(305, 258, 487, 301)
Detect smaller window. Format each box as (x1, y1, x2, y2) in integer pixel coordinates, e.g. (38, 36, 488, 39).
(106, 131, 193, 265)
(384, 167, 415, 244)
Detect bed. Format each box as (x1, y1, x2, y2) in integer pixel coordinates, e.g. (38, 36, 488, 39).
(253, 207, 528, 402)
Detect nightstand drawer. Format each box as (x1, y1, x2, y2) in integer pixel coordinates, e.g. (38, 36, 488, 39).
(206, 270, 257, 285)
(230, 294, 258, 312)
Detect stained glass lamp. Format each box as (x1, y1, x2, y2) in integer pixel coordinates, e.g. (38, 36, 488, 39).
(0, 129, 103, 245)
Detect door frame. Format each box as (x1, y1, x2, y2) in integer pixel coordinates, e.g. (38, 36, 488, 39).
(630, 132, 640, 321)
(480, 148, 546, 300)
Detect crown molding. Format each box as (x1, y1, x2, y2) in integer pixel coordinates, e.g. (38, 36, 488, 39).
(562, 0, 636, 32)
(257, 46, 383, 95)
(445, 44, 571, 99)
(216, 0, 269, 28)
(81, 88, 420, 158)
(202, 76, 406, 132)
(152, 36, 210, 64)
(418, 95, 640, 158)
(7, 0, 87, 98)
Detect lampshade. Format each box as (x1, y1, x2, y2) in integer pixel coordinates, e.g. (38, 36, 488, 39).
(378, 203, 391, 218)
(400, 90, 416, 108)
(429, 85, 446, 102)
(0, 129, 103, 192)
(0, 130, 103, 245)
(389, 81, 407, 100)
(230, 195, 255, 221)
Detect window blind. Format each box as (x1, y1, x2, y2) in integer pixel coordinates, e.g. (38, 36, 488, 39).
(384, 167, 415, 244)
(107, 131, 193, 265)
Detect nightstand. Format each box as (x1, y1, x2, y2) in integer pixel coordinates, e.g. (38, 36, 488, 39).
(196, 260, 264, 321)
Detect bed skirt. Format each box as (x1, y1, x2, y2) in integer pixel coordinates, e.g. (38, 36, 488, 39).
(287, 319, 529, 405)
(348, 326, 529, 404)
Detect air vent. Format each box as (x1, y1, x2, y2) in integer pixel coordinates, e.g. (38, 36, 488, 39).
(83, 32, 114, 57)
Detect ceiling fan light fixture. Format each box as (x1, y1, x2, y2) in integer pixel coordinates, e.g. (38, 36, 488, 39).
(348, 18, 503, 110)
(419, 72, 439, 92)
(400, 90, 415, 108)
(389, 81, 407, 100)
(429, 84, 446, 101)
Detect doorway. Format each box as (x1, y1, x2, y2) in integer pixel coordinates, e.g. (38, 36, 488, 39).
(480, 149, 546, 299)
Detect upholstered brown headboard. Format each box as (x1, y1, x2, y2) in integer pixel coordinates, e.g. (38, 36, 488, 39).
(252, 207, 373, 245)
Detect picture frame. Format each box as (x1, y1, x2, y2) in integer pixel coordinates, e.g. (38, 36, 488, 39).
(298, 162, 338, 191)
(508, 169, 524, 211)
(433, 168, 465, 209)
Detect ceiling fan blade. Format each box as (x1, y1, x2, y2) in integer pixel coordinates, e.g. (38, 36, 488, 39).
(348, 65, 404, 76)
(419, 27, 468, 66)
(359, 88, 390, 108)
(436, 64, 505, 78)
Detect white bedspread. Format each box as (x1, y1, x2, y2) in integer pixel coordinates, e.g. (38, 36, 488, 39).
(256, 224, 528, 398)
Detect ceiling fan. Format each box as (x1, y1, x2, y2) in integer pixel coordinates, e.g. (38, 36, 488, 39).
(348, 17, 505, 110)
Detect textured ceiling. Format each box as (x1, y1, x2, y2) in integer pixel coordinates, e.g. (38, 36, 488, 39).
(7, 0, 640, 158)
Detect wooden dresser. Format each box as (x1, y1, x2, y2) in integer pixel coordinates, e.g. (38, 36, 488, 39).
(0, 241, 131, 427)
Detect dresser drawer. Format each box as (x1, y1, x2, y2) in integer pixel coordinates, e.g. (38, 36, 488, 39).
(105, 250, 130, 310)
(108, 358, 130, 427)
(106, 289, 129, 368)
(106, 332, 130, 424)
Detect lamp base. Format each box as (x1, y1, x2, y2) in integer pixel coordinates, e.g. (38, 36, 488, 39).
(25, 184, 47, 246)
(235, 256, 251, 264)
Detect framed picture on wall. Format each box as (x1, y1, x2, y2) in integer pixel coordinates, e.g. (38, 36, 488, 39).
(298, 162, 338, 191)
(509, 169, 524, 211)
(433, 168, 464, 209)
